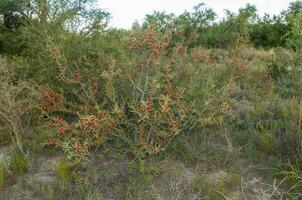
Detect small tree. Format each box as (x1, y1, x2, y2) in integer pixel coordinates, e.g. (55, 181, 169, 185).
(287, 13, 302, 51)
(285, 1, 302, 51)
(0, 58, 38, 154)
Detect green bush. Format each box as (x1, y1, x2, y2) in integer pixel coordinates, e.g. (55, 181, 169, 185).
(0, 1, 302, 198)
(267, 62, 287, 80)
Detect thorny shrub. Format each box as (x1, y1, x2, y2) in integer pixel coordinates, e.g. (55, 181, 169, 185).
(40, 32, 278, 166)
(41, 26, 197, 165)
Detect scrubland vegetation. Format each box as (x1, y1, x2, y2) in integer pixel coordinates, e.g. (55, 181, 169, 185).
(0, 0, 302, 199)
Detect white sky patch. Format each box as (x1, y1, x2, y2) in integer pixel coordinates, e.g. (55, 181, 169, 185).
(99, 0, 295, 29)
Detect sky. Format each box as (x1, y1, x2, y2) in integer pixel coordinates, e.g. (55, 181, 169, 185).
(98, 0, 295, 29)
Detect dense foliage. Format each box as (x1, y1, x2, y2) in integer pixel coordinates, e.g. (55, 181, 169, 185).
(0, 0, 302, 199)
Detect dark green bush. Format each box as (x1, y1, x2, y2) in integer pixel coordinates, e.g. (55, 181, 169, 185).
(267, 62, 287, 80)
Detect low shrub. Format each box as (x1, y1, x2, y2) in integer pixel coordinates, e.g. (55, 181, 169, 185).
(41, 27, 199, 166)
(267, 62, 287, 80)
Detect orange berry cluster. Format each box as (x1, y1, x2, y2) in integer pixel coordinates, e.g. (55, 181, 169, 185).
(40, 88, 63, 113)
